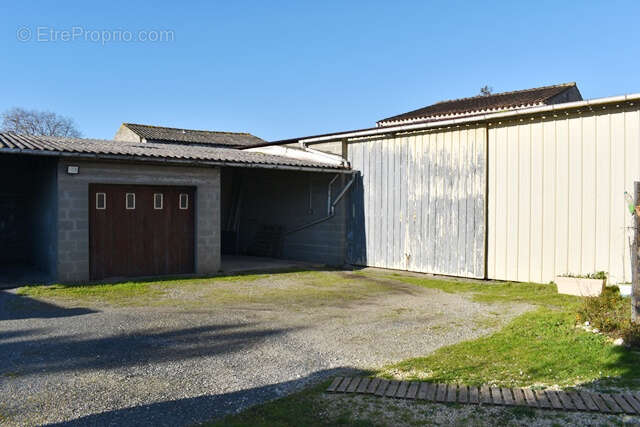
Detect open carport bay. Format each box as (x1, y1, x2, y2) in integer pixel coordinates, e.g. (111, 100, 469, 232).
(221, 168, 351, 266)
(0, 155, 57, 286)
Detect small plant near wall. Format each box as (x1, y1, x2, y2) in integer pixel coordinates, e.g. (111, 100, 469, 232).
(555, 272, 607, 297)
(559, 271, 608, 280)
(576, 286, 640, 347)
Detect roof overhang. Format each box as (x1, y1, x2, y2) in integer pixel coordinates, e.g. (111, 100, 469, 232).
(245, 144, 348, 167)
(0, 147, 353, 174)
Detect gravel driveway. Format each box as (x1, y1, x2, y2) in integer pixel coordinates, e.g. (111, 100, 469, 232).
(0, 270, 530, 426)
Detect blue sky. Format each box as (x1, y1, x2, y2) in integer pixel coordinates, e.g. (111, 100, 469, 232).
(1, 1, 639, 141)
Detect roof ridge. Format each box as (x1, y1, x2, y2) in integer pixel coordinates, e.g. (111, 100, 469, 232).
(0, 132, 267, 151)
(430, 82, 576, 106)
(124, 123, 255, 137)
(0, 131, 130, 144)
(377, 82, 578, 124)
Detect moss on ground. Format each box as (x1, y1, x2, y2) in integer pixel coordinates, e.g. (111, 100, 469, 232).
(16, 270, 402, 309)
(359, 270, 579, 308)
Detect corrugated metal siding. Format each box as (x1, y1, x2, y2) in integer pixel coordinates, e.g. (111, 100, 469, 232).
(488, 107, 640, 284)
(347, 126, 487, 278)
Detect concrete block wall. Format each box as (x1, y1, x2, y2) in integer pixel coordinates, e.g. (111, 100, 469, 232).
(281, 175, 348, 266)
(233, 169, 348, 266)
(57, 160, 220, 282)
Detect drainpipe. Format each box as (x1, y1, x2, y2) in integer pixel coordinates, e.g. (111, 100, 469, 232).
(283, 171, 357, 236)
(327, 174, 339, 215)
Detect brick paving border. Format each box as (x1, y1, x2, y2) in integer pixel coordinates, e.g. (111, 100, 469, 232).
(326, 377, 640, 415)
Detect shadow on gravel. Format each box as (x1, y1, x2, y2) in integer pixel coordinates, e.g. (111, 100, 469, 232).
(2, 322, 300, 376)
(0, 290, 96, 321)
(42, 368, 360, 427)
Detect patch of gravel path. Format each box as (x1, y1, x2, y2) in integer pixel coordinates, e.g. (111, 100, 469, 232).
(0, 275, 531, 426)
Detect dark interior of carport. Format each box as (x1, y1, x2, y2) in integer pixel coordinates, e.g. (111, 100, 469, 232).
(220, 167, 352, 266)
(0, 154, 57, 284)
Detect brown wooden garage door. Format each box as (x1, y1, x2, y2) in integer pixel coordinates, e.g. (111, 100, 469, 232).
(89, 184, 195, 280)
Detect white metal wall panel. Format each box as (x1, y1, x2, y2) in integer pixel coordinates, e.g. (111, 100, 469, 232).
(488, 107, 640, 284)
(348, 126, 487, 278)
(285, 141, 343, 155)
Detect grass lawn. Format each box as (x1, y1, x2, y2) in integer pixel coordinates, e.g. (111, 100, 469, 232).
(209, 270, 640, 426)
(380, 308, 640, 389)
(373, 271, 640, 390)
(203, 382, 362, 427)
(204, 380, 625, 427)
(16, 273, 264, 306)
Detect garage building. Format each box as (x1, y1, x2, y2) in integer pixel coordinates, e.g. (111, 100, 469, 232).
(4, 82, 640, 286)
(0, 131, 351, 284)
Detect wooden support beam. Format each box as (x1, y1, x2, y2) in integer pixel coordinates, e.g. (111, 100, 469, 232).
(633, 181, 640, 323)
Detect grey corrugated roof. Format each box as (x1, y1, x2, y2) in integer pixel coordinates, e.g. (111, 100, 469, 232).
(0, 132, 346, 170)
(123, 123, 264, 147)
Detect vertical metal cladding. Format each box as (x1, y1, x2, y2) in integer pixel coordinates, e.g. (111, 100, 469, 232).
(487, 107, 640, 284)
(347, 125, 487, 278)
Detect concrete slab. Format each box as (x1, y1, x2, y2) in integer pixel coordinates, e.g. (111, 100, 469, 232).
(220, 255, 322, 274)
(0, 265, 52, 289)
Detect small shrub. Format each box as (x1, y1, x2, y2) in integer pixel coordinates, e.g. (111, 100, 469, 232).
(576, 286, 640, 347)
(560, 271, 608, 280)
(587, 271, 608, 280)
